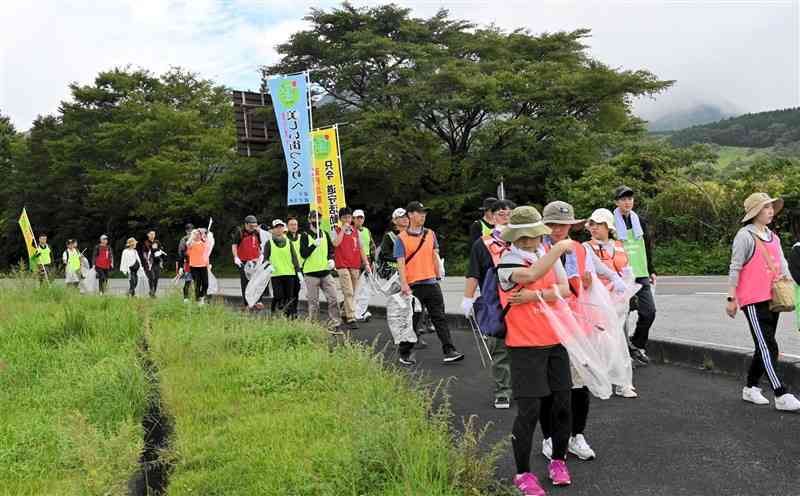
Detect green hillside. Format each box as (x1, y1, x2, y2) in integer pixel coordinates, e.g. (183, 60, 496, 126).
(670, 107, 800, 148)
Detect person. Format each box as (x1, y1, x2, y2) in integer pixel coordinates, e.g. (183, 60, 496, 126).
(62, 239, 82, 290)
(584, 208, 638, 399)
(29, 233, 52, 284)
(140, 230, 161, 298)
(120, 238, 142, 297)
(788, 215, 800, 331)
(727, 193, 800, 411)
(232, 215, 269, 310)
(613, 186, 656, 365)
(462, 198, 516, 409)
(287, 216, 303, 317)
(378, 208, 409, 277)
(265, 219, 301, 318)
(176, 223, 194, 303)
(299, 210, 342, 331)
(91, 235, 114, 294)
(469, 197, 498, 245)
(187, 228, 212, 305)
(495, 206, 576, 494)
(332, 207, 372, 329)
(396, 201, 464, 364)
(353, 209, 376, 322)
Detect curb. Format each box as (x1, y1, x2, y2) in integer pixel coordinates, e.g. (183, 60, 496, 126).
(220, 294, 800, 390)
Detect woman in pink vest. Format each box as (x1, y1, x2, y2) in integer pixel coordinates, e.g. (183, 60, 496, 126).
(727, 193, 800, 412)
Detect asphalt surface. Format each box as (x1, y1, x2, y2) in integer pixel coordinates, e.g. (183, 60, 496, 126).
(347, 316, 800, 496)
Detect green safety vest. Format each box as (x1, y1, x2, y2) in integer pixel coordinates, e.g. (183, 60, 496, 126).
(480, 219, 493, 237)
(358, 227, 372, 259)
(31, 245, 52, 270)
(290, 235, 304, 269)
(269, 238, 295, 277)
(621, 228, 649, 278)
(66, 249, 81, 273)
(303, 232, 329, 273)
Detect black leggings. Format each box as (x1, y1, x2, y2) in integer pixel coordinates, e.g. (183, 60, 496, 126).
(190, 267, 209, 300)
(512, 391, 570, 473)
(742, 302, 786, 396)
(540, 387, 590, 438)
(128, 271, 138, 296)
(271, 275, 298, 318)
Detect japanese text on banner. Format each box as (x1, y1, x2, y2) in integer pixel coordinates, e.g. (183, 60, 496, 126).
(310, 127, 346, 232)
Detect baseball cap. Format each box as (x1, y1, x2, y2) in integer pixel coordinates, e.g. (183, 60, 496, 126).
(480, 197, 499, 212)
(353, 209, 365, 218)
(614, 186, 634, 200)
(405, 201, 430, 213)
(100, 234, 108, 240)
(271, 219, 286, 228)
(392, 208, 407, 219)
(244, 215, 258, 224)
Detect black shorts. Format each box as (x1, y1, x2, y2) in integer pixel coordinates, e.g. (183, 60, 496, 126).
(508, 345, 572, 399)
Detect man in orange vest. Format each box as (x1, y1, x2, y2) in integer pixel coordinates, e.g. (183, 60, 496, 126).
(396, 201, 464, 365)
(462, 198, 515, 409)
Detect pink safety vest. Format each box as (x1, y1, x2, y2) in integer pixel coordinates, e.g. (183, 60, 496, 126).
(736, 232, 782, 307)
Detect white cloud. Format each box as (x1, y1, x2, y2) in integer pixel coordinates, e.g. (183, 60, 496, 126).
(1, 0, 798, 129)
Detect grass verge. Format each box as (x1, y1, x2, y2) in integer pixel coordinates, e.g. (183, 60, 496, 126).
(147, 297, 504, 495)
(0, 280, 152, 495)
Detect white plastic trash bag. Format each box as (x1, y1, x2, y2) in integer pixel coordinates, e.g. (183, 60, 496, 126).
(136, 267, 149, 297)
(207, 268, 219, 295)
(355, 271, 372, 318)
(386, 292, 417, 344)
(246, 263, 274, 307)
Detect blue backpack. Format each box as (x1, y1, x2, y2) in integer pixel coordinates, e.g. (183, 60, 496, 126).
(473, 261, 517, 338)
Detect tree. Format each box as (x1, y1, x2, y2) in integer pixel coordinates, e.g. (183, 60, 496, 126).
(263, 2, 672, 251)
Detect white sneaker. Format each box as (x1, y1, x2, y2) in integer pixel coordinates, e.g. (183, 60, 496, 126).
(614, 385, 638, 398)
(568, 434, 596, 461)
(198, 297, 205, 306)
(774, 393, 800, 412)
(183, 298, 189, 304)
(742, 386, 770, 405)
(541, 437, 553, 460)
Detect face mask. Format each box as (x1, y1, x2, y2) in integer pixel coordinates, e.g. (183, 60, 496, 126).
(510, 244, 540, 264)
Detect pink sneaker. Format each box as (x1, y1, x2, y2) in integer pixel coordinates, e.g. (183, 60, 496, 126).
(548, 459, 571, 486)
(514, 472, 547, 496)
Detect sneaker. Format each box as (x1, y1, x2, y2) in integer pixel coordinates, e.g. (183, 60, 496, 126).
(494, 396, 510, 409)
(254, 302, 265, 311)
(398, 353, 417, 366)
(427, 323, 436, 333)
(442, 349, 465, 363)
(630, 347, 650, 365)
(742, 386, 770, 405)
(414, 337, 428, 349)
(775, 393, 800, 412)
(541, 438, 553, 461)
(357, 311, 372, 322)
(548, 459, 571, 486)
(513, 473, 547, 496)
(568, 434, 596, 461)
(183, 298, 189, 304)
(614, 385, 638, 398)
(198, 297, 205, 306)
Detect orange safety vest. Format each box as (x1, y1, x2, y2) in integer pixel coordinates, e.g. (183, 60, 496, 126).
(499, 262, 562, 348)
(399, 229, 438, 285)
(585, 239, 628, 289)
(187, 241, 209, 268)
(482, 234, 508, 265)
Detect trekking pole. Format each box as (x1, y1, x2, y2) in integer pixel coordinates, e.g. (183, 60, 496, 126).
(467, 313, 493, 368)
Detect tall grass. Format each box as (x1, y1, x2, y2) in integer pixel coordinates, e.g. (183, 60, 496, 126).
(0, 283, 151, 495)
(146, 299, 504, 495)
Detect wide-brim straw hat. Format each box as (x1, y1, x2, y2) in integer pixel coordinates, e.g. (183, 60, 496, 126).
(126, 237, 137, 247)
(501, 206, 552, 243)
(542, 201, 586, 230)
(588, 208, 617, 233)
(741, 193, 784, 223)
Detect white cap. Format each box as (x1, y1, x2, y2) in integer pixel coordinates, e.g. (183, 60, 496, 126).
(392, 208, 407, 219)
(271, 219, 286, 228)
(353, 209, 365, 218)
(588, 208, 616, 232)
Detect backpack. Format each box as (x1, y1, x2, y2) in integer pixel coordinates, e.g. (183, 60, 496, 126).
(472, 238, 514, 337)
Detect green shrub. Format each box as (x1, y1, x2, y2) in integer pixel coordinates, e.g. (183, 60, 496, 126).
(653, 240, 730, 275)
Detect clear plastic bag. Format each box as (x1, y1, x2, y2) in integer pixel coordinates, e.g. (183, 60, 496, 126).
(79, 256, 97, 294)
(136, 267, 149, 297)
(386, 292, 417, 344)
(207, 268, 219, 295)
(245, 263, 274, 307)
(355, 271, 372, 318)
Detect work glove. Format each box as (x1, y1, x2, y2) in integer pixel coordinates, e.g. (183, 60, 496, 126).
(327, 259, 336, 271)
(234, 256, 243, 267)
(461, 297, 475, 318)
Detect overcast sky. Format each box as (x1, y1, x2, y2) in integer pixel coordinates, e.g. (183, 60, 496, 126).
(1, 0, 798, 130)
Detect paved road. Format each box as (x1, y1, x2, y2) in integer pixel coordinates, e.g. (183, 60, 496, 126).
(348, 317, 800, 496)
(91, 275, 800, 359)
